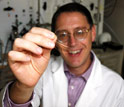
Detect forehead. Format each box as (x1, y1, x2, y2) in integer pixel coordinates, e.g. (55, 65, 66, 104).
(55, 12, 89, 30)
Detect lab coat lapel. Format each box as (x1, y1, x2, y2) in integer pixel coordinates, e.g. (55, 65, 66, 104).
(75, 55, 103, 107)
(76, 83, 97, 107)
(52, 56, 68, 107)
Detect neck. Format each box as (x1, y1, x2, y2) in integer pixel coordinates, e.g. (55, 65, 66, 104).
(67, 55, 92, 76)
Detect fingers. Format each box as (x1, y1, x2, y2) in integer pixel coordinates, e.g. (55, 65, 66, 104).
(13, 38, 43, 55)
(8, 51, 31, 62)
(12, 27, 57, 55)
(23, 32, 55, 49)
(29, 27, 56, 40)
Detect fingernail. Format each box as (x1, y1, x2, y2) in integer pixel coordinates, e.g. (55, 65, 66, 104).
(36, 47, 42, 54)
(49, 34, 54, 39)
(48, 34, 55, 39)
(48, 42, 55, 48)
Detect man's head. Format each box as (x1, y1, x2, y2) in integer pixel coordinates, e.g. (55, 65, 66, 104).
(51, 3, 96, 75)
(51, 3, 93, 32)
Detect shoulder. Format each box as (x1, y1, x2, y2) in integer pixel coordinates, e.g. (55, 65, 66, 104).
(93, 53, 124, 87)
(92, 54, 124, 99)
(96, 55, 124, 89)
(101, 65, 124, 101)
(101, 64, 123, 83)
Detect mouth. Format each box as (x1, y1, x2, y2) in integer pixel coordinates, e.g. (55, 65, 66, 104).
(68, 49, 82, 55)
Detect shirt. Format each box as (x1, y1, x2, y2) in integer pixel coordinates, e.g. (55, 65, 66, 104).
(64, 53, 94, 107)
(4, 53, 94, 107)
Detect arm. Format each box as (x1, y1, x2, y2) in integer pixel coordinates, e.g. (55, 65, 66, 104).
(3, 82, 32, 107)
(7, 27, 57, 104)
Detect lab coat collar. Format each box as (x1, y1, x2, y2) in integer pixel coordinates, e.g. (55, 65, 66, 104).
(51, 52, 103, 87)
(51, 55, 64, 73)
(50, 52, 103, 107)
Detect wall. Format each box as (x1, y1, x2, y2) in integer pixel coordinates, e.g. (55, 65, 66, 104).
(104, 0, 124, 46)
(0, 0, 37, 53)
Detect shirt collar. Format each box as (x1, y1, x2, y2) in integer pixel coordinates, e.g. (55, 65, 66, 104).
(64, 52, 95, 81)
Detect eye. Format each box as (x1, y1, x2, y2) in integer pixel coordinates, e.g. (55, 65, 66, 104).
(57, 31, 68, 41)
(76, 29, 84, 35)
(59, 32, 68, 37)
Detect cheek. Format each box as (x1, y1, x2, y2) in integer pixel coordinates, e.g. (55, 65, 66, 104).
(80, 36, 92, 48)
(58, 48, 68, 60)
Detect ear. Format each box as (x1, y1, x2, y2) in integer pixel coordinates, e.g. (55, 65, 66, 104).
(91, 25, 96, 42)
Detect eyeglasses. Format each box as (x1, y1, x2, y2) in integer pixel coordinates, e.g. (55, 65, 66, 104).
(55, 27, 91, 45)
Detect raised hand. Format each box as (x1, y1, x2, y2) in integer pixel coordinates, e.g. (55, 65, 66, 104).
(8, 27, 57, 87)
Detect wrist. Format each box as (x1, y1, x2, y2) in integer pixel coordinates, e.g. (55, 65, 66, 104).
(9, 81, 34, 104)
(14, 81, 34, 90)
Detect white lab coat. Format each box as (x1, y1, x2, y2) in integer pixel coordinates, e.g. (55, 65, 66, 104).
(31, 54, 124, 107)
(1, 53, 124, 107)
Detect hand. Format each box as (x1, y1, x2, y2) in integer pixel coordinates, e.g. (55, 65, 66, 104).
(8, 27, 57, 88)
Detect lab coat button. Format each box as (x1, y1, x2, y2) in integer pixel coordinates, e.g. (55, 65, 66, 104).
(71, 85, 74, 90)
(68, 103, 71, 107)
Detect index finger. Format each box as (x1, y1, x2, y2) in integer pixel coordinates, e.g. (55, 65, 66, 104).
(30, 27, 56, 40)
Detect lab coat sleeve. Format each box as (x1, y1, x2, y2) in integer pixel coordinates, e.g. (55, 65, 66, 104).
(0, 78, 44, 107)
(31, 76, 43, 107)
(0, 82, 32, 107)
(0, 86, 6, 107)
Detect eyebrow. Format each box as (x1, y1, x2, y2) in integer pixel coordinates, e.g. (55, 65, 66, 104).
(55, 26, 90, 32)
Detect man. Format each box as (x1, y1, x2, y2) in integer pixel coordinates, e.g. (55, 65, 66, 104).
(0, 2, 124, 107)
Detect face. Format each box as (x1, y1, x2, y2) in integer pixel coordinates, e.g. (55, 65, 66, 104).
(55, 12, 96, 73)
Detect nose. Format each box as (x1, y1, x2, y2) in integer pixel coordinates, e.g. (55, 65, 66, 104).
(69, 35, 76, 46)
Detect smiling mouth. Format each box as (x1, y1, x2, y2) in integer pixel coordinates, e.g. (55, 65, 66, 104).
(69, 50, 81, 54)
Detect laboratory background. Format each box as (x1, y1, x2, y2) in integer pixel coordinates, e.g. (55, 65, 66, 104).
(0, 0, 124, 90)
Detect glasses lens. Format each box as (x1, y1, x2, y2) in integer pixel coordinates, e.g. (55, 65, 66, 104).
(74, 28, 88, 40)
(56, 31, 69, 43)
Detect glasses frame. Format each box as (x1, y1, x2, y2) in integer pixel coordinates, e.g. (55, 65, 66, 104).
(55, 27, 91, 45)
